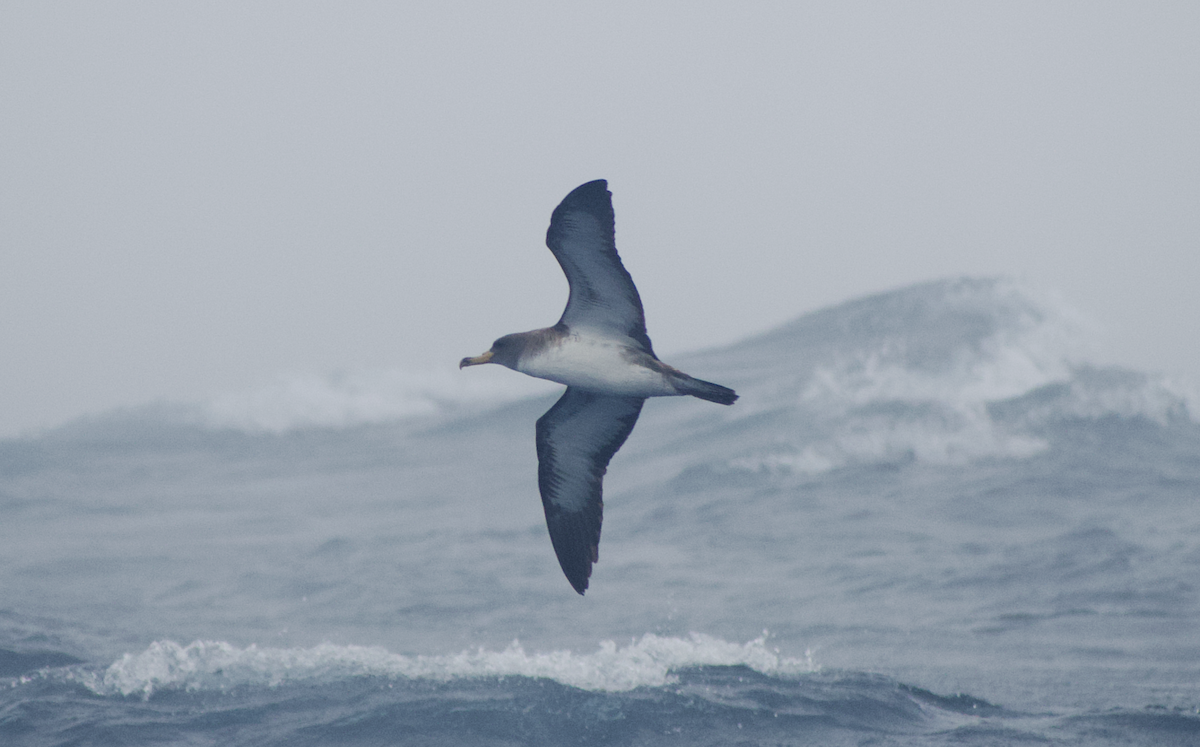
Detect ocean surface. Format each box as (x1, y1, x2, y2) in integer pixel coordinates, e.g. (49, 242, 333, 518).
(3, 277, 1198, 746)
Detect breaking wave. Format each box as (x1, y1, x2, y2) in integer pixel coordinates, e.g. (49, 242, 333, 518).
(194, 366, 556, 433)
(29, 277, 1196, 453)
(709, 278, 1195, 474)
(76, 633, 815, 698)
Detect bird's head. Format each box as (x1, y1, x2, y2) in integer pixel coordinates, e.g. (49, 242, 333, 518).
(459, 333, 524, 370)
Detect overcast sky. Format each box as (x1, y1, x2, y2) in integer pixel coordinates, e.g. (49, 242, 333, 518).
(2, 2, 1198, 437)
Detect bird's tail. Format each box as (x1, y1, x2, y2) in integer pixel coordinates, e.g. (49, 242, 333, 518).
(673, 374, 738, 405)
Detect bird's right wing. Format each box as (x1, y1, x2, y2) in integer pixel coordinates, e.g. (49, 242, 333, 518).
(545, 180, 654, 354)
(535, 387, 645, 594)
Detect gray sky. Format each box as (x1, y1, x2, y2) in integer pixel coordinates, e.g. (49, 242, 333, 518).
(2, 2, 1198, 437)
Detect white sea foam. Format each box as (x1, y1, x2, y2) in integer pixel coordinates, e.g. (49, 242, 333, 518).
(1019, 368, 1194, 427)
(194, 366, 557, 433)
(80, 633, 816, 698)
(798, 279, 1089, 410)
(730, 415, 1049, 475)
(719, 278, 1193, 475)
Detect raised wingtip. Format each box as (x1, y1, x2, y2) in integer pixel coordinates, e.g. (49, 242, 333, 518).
(565, 179, 608, 197)
(556, 180, 612, 217)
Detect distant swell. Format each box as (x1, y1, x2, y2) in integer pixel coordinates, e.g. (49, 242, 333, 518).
(196, 367, 559, 433)
(29, 278, 1197, 461)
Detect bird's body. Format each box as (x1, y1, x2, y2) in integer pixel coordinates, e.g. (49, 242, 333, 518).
(513, 326, 688, 398)
(460, 180, 737, 594)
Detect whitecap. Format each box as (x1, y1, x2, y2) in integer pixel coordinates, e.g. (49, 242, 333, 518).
(79, 633, 816, 698)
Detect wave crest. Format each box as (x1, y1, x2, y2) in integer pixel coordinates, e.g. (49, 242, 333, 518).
(713, 278, 1194, 474)
(81, 633, 815, 698)
(195, 367, 554, 433)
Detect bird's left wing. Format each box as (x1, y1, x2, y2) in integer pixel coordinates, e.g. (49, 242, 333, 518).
(535, 387, 645, 594)
(545, 180, 654, 354)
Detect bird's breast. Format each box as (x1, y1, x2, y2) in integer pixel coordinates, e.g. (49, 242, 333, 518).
(516, 335, 676, 397)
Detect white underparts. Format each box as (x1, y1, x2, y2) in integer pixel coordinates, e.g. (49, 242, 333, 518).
(515, 334, 681, 397)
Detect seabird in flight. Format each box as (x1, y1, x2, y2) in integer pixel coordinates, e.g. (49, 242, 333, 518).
(460, 180, 737, 594)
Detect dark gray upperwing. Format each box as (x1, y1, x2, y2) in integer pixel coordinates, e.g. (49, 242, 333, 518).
(535, 387, 645, 594)
(545, 180, 654, 354)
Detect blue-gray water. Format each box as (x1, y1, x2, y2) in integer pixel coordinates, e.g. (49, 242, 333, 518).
(3, 278, 1198, 745)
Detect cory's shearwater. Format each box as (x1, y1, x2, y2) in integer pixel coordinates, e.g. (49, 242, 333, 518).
(460, 180, 737, 594)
